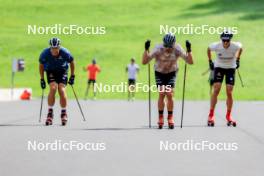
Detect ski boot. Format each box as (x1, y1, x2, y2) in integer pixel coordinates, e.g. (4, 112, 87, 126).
(158, 116, 164, 129)
(61, 112, 68, 126)
(207, 115, 215, 127)
(168, 115, 174, 129)
(45, 109, 53, 126)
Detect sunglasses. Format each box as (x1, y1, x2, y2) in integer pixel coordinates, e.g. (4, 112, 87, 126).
(222, 39, 230, 43)
(163, 44, 173, 48)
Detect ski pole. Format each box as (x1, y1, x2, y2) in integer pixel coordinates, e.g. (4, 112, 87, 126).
(201, 68, 210, 76)
(237, 69, 245, 87)
(180, 63, 187, 128)
(71, 85, 86, 121)
(39, 89, 44, 123)
(148, 63, 151, 128)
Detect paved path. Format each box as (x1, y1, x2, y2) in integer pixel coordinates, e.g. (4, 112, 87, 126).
(0, 100, 263, 176)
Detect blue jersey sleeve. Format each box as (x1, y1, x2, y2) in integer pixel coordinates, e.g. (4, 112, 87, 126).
(67, 52, 74, 63)
(61, 48, 74, 63)
(39, 49, 48, 64)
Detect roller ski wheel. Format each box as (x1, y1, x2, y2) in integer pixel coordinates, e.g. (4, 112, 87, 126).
(61, 113, 68, 126)
(158, 116, 164, 129)
(168, 116, 174, 129)
(45, 117, 53, 126)
(227, 120, 236, 127)
(207, 120, 215, 127)
(168, 123, 174, 129)
(45, 115, 53, 126)
(207, 115, 215, 127)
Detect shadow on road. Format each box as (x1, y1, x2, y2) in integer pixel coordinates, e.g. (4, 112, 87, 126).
(80, 125, 228, 131)
(82, 126, 153, 131)
(0, 124, 43, 127)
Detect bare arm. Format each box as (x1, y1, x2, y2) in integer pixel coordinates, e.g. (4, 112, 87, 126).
(97, 66, 101, 73)
(185, 52, 194, 65)
(207, 47, 212, 61)
(236, 48, 243, 60)
(142, 50, 151, 65)
(39, 64, 45, 79)
(207, 47, 215, 70)
(70, 61, 75, 76)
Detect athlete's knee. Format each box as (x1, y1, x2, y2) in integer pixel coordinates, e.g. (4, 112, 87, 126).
(166, 91, 174, 100)
(159, 91, 166, 98)
(213, 85, 221, 95)
(59, 91, 66, 98)
(58, 84, 66, 96)
(49, 83, 57, 93)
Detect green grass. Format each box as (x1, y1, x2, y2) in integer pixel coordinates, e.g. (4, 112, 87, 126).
(0, 0, 263, 100)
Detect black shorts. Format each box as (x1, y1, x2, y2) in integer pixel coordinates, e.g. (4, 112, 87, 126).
(128, 79, 136, 85)
(88, 79, 96, 84)
(155, 71, 176, 88)
(46, 70, 68, 85)
(213, 67, 236, 85)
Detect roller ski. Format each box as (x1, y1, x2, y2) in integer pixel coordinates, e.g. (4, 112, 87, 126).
(226, 116, 236, 127)
(168, 115, 174, 129)
(61, 111, 68, 126)
(158, 116, 164, 129)
(227, 120, 236, 127)
(45, 109, 53, 126)
(207, 115, 215, 127)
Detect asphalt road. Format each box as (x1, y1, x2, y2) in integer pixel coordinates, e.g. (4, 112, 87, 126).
(0, 99, 263, 176)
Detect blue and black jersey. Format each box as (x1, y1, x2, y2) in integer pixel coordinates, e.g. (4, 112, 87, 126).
(39, 47, 74, 72)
